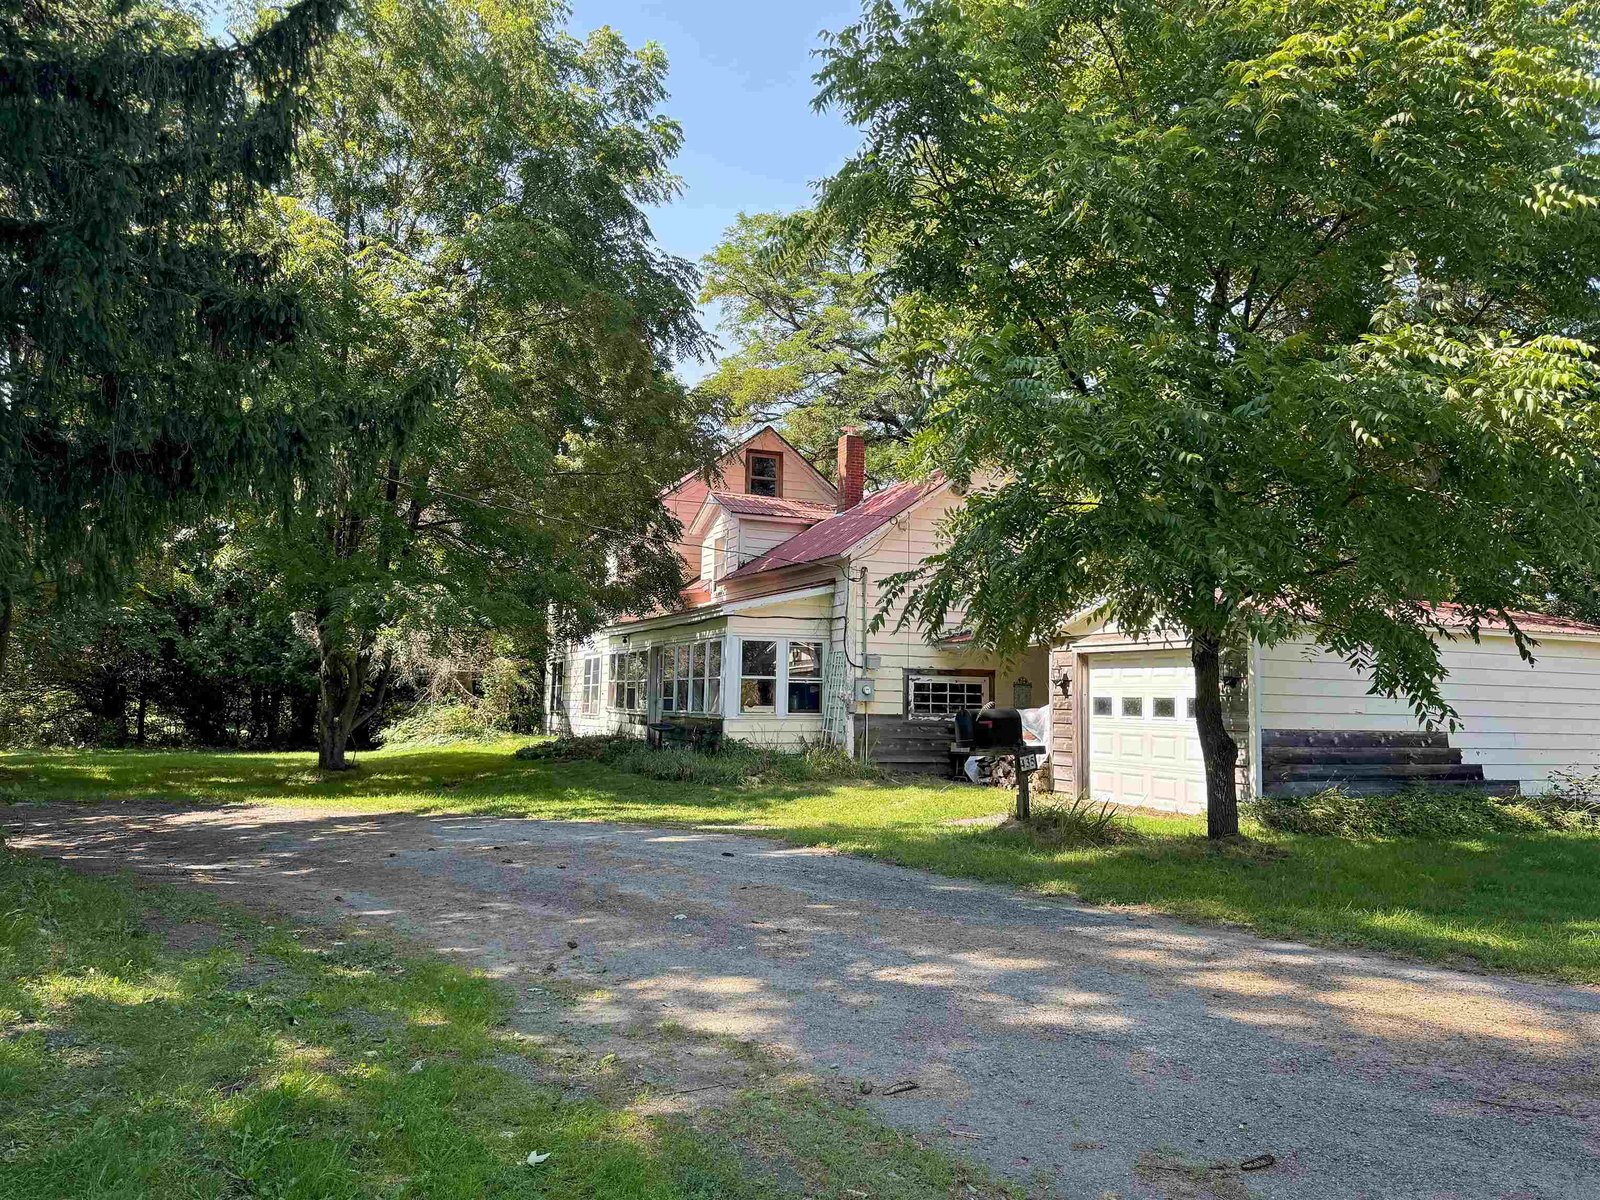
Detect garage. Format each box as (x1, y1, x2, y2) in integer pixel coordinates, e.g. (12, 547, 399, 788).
(1085, 650, 1206, 814)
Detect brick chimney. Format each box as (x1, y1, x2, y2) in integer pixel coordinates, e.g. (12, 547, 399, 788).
(836, 429, 865, 511)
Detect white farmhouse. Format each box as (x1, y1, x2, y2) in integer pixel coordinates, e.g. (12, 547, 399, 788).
(553, 427, 1600, 808)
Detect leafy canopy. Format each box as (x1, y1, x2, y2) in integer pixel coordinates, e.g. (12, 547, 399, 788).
(242, 0, 717, 765)
(698, 210, 924, 483)
(819, 0, 1600, 727)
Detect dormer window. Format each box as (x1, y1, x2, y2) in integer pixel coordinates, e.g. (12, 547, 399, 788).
(746, 451, 781, 497)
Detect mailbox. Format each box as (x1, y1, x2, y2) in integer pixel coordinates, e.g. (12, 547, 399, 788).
(952, 708, 978, 745)
(973, 707, 1025, 750)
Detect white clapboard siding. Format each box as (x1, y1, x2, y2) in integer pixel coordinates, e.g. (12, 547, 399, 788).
(737, 518, 809, 565)
(844, 487, 1048, 716)
(1259, 634, 1600, 792)
(724, 715, 826, 746)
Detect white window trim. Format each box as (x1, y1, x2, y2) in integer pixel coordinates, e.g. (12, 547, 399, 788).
(607, 649, 649, 713)
(658, 636, 725, 716)
(738, 636, 826, 717)
(577, 655, 603, 716)
(907, 672, 990, 719)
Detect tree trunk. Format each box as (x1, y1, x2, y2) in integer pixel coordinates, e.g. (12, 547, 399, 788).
(0, 590, 12, 685)
(316, 638, 367, 771)
(1191, 632, 1241, 839)
(135, 691, 147, 746)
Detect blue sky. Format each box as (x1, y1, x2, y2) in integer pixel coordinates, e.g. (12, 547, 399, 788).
(565, 1, 865, 378)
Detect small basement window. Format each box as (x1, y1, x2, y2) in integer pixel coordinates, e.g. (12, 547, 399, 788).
(909, 675, 988, 718)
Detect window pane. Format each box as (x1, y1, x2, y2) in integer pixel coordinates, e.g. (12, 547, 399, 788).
(741, 639, 777, 676)
(691, 677, 705, 712)
(748, 454, 779, 496)
(708, 640, 722, 676)
(741, 678, 776, 712)
(1187, 697, 1197, 719)
(909, 675, 987, 716)
(676, 679, 690, 710)
(1093, 696, 1112, 716)
(675, 645, 690, 675)
(1121, 696, 1143, 717)
(788, 641, 822, 677)
(691, 643, 706, 679)
(1153, 697, 1176, 718)
(660, 687, 675, 712)
(788, 680, 822, 713)
(708, 678, 722, 714)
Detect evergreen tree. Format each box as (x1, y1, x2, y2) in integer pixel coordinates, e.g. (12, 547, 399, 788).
(0, 0, 344, 669)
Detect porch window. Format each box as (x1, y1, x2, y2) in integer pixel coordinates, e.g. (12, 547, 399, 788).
(577, 656, 602, 716)
(660, 639, 723, 715)
(908, 674, 988, 718)
(787, 641, 823, 713)
(740, 639, 778, 712)
(607, 649, 648, 712)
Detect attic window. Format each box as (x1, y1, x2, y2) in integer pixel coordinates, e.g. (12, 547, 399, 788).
(746, 452, 781, 497)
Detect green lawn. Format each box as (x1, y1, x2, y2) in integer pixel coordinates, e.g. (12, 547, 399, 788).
(5, 740, 1600, 983)
(0, 840, 1017, 1200)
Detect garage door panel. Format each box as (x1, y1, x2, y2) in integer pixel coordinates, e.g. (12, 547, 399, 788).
(1087, 653, 1207, 816)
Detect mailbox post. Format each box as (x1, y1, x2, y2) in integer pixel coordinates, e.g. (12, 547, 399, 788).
(971, 708, 1046, 821)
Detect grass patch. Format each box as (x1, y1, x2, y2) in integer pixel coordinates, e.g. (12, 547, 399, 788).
(0, 850, 728, 1199)
(5, 740, 1600, 983)
(0, 846, 1019, 1199)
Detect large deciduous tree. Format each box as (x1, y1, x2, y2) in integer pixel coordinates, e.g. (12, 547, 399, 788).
(251, 0, 716, 769)
(0, 0, 344, 669)
(698, 210, 924, 483)
(819, 0, 1600, 836)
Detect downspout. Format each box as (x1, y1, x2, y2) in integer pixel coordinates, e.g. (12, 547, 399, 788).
(859, 567, 870, 761)
(1249, 637, 1264, 798)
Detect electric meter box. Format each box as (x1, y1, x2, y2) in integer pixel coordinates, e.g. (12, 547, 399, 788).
(853, 678, 876, 702)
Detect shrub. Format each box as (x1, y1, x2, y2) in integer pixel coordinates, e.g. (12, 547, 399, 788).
(513, 734, 879, 786)
(1245, 786, 1551, 839)
(1526, 770, 1600, 829)
(379, 702, 506, 746)
(1015, 794, 1141, 847)
(513, 735, 627, 763)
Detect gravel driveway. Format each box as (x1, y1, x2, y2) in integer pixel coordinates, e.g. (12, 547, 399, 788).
(8, 802, 1598, 1199)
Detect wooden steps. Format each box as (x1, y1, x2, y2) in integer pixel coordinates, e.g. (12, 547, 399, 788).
(861, 717, 959, 778)
(1261, 729, 1515, 797)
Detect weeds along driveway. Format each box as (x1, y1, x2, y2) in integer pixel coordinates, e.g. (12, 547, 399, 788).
(9, 801, 1599, 1200)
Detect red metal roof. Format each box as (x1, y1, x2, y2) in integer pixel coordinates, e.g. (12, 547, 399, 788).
(725, 476, 945, 579)
(1428, 603, 1600, 637)
(709, 492, 837, 520)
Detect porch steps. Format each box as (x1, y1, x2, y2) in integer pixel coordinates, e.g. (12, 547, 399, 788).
(861, 717, 957, 779)
(1261, 729, 1517, 797)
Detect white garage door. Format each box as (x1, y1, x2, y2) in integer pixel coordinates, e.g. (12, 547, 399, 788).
(1087, 651, 1206, 814)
